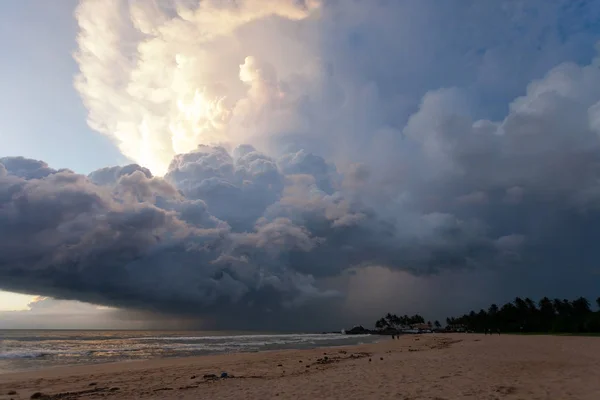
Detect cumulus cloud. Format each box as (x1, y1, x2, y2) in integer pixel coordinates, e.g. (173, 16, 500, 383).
(3, 0, 600, 329)
(0, 143, 507, 328)
(74, 0, 321, 175)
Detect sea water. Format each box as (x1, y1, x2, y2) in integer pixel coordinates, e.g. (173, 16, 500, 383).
(0, 330, 377, 373)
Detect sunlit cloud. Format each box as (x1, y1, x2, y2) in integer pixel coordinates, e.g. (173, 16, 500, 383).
(0, 291, 37, 311)
(74, 0, 321, 175)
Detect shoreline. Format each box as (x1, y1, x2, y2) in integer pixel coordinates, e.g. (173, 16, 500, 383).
(1, 334, 599, 399)
(0, 331, 377, 376)
(0, 336, 379, 377)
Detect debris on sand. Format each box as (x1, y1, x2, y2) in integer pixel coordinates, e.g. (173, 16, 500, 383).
(29, 387, 113, 399)
(179, 385, 199, 390)
(153, 387, 174, 392)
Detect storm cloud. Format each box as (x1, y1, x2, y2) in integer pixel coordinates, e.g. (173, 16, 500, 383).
(2, 0, 600, 329)
(0, 143, 501, 328)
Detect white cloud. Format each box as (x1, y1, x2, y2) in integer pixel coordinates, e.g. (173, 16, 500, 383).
(74, 0, 321, 175)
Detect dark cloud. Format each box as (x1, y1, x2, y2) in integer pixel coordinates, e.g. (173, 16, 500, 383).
(164, 145, 283, 231)
(0, 141, 510, 329)
(4, 1, 600, 330)
(88, 164, 153, 186)
(0, 156, 59, 179)
(6, 56, 600, 325)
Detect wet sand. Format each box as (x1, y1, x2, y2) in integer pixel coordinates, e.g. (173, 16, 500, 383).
(1, 334, 599, 399)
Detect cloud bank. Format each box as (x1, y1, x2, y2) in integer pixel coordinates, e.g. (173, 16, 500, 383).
(3, 0, 600, 329)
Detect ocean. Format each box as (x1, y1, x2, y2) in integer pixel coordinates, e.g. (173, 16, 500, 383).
(0, 330, 377, 373)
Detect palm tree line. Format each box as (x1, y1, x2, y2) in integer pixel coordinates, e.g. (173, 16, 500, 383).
(374, 313, 442, 330)
(445, 296, 600, 333)
(374, 297, 600, 333)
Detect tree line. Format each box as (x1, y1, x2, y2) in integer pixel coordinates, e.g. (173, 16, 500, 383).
(446, 296, 600, 333)
(374, 313, 442, 330)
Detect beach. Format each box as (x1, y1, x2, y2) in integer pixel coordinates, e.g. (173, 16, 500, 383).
(1, 334, 599, 399)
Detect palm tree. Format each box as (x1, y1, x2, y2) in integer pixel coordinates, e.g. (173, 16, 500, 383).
(562, 299, 573, 316)
(445, 295, 600, 334)
(553, 299, 565, 316)
(570, 297, 592, 332)
(572, 297, 591, 315)
(401, 315, 410, 326)
(375, 318, 388, 330)
(538, 297, 554, 314)
(434, 320, 441, 329)
(514, 297, 528, 313)
(551, 299, 572, 332)
(525, 297, 537, 312)
(538, 297, 554, 331)
(385, 313, 394, 327)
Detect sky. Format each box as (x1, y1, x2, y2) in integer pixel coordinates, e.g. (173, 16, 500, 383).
(2, 0, 600, 330)
(0, 0, 126, 315)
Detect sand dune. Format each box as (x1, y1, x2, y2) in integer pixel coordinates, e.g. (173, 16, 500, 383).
(1, 334, 599, 399)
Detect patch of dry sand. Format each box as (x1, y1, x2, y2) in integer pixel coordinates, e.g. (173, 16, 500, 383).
(1, 334, 599, 399)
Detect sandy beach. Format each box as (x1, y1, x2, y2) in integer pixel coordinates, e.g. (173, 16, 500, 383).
(1, 334, 599, 399)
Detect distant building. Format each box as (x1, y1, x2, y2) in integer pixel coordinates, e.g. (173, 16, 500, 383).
(398, 323, 433, 334)
(413, 323, 433, 333)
